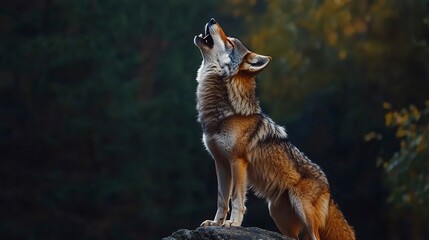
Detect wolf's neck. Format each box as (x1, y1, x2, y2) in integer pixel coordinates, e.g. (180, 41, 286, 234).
(196, 75, 234, 133)
(226, 75, 261, 116)
(196, 73, 261, 133)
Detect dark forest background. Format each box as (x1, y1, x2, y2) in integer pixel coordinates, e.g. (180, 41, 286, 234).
(1, 0, 429, 239)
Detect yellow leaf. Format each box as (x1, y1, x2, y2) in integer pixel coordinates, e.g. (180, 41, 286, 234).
(364, 132, 382, 141)
(416, 136, 426, 153)
(409, 105, 421, 120)
(396, 127, 408, 138)
(394, 111, 409, 125)
(383, 102, 392, 109)
(364, 132, 375, 141)
(385, 112, 393, 126)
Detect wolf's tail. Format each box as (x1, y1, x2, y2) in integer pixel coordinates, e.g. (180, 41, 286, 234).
(319, 199, 355, 240)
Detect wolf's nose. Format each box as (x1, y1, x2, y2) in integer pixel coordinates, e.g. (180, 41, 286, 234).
(209, 18, 217, 24)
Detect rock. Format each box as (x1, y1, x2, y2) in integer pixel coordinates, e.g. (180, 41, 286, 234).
(162, 226, 295, 240)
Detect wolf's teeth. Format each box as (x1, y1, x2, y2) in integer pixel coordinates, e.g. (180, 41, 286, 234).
(198, 34, 203, 38)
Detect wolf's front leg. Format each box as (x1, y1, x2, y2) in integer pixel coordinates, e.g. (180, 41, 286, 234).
(201, 156, 232, 226)
(223, 158, 247, 227)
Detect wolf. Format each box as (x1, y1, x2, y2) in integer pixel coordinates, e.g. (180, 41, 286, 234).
(193, 18, 355, 240)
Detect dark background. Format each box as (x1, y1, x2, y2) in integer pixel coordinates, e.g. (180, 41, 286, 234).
(1, 0, 429, 239)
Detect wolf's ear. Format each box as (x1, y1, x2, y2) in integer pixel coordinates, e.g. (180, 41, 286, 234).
(242, 53, 272, 74)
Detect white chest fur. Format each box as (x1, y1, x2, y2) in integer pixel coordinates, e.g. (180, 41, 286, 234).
(203, 132, 236, 160)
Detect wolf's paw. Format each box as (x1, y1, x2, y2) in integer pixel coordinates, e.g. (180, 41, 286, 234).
(222, 220, 240, 227)
(200, 220, 221, 227)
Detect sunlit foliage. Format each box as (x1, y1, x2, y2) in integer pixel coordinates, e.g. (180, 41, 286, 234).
(383, 102, 429, 217)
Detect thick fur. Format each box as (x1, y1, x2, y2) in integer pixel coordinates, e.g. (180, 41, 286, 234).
(194, 18, 355, 240)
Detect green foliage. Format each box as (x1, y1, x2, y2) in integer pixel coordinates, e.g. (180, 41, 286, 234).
(366, 101, 429, 239)
(383, 102, 429, 216)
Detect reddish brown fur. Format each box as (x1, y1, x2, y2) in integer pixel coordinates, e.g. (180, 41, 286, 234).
(195, 19, 355, 240)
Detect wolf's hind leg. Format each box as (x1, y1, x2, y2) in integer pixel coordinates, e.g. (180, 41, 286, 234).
(268, 192, 302, 239)
(288, 191, 321, 240)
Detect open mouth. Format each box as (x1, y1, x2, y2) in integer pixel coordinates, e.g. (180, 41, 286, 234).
(195, 21, 214, 48)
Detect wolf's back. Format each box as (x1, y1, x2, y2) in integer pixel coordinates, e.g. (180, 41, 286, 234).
(320, 200, 355, 240)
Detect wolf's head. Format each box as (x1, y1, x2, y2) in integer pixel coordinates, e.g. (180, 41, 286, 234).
(194, 18, 271, 79)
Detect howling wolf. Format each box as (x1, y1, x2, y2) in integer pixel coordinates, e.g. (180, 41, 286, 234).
(194, 18, 355, 240)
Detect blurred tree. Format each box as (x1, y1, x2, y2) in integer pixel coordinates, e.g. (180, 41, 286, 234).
(0, 0, 221, 239)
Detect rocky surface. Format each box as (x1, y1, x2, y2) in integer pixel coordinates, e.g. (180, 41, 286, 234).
(162, 226, 295, 240)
